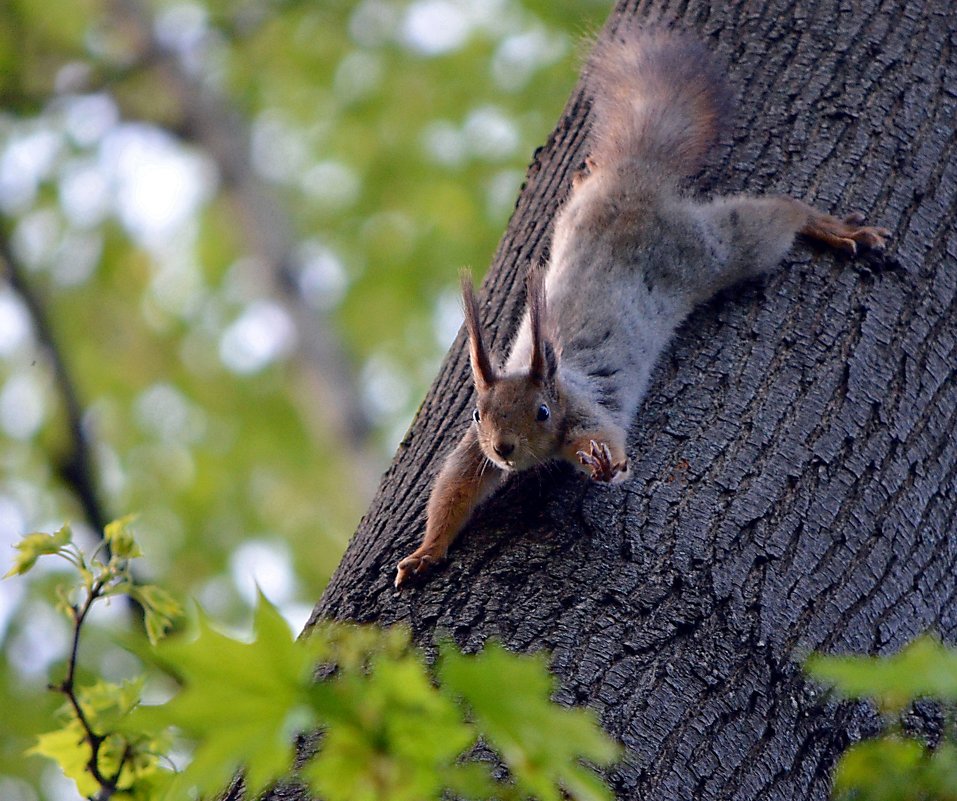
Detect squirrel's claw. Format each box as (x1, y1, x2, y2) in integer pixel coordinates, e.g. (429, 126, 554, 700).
(846, 223, 890, 253)
(807, 214, 891, 256)
(577, 439, 628, 482)
(842, 213, 891, 250)
(802, 209, 892, 256)
(395, 552, 436, 589)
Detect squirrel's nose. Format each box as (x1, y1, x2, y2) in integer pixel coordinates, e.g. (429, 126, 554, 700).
(493, 440, 515, 458)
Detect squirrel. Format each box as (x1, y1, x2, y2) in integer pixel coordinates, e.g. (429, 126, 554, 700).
(394, 24, 889, 589)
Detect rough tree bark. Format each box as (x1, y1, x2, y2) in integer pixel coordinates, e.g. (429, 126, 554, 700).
(295, 0, 956, 798)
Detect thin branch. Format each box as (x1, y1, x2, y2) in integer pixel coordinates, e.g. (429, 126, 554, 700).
(0, 229, 110, 539)
(57, 577, 129, 800)
(58, 580, 134, 801)
(0, 231, 150, 638)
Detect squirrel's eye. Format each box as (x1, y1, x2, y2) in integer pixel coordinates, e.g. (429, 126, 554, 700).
(472, 408, 481, 423)
(536, 403, 550, 422)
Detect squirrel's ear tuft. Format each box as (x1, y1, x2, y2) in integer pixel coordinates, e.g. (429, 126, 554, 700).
(460, 271, 496, 392)
(528, 266, 557, 384)
(540, 339, 559, 382)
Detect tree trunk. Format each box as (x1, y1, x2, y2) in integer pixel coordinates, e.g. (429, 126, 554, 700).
(302, 0, 957, 798)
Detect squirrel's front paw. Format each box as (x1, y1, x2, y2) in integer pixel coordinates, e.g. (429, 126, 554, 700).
(577, 440, 628, 483)
(395, 551, 437, 589)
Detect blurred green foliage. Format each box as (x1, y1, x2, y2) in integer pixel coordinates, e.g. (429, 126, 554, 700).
(14, 521, 619, 801)
(0, 0, 610, 797)
(808, 634, 957, 801)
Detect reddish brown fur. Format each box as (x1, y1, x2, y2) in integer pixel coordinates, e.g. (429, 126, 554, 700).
(461, 273, 495, 391)
(798, 206, 891, 255)
(585, 28, 732, 181)
(527, 265, 552, 384)
(395, 428, 501, 586)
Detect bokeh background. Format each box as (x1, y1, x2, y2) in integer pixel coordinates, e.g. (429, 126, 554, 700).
(0, 0, 609, 798)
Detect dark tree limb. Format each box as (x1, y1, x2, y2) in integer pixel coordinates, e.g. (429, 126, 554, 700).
(0, 229, 110, 538)
(278, 0, 954, 799)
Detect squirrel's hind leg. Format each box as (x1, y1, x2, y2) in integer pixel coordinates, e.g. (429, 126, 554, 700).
(695, 195, 890, 295)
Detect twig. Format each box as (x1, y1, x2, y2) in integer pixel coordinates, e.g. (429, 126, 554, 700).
(56, 577, 130, 800)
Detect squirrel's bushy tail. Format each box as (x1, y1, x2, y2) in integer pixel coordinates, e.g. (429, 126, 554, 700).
(585, 26, 732, 181)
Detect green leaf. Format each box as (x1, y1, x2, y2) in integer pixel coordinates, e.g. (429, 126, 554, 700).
(924, 741, 957, 800)
(30, 680, 172, 800)
(439, 641, 620, 801)
(4, 524, 73, 578)
(308, 619, 414, 672)
(807, 634, 957, 710)
(132, 592, 318, 799)
(442, 762, 513, 801)
(127, 584, 182, 644)
(832, 737, 957, 801)
(30, 721, 100, 798)
(79, 678, 145, 731)
(834, 738, 924, 801)
(305, 651, 475, 801)
(104, 514, 143, 561)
